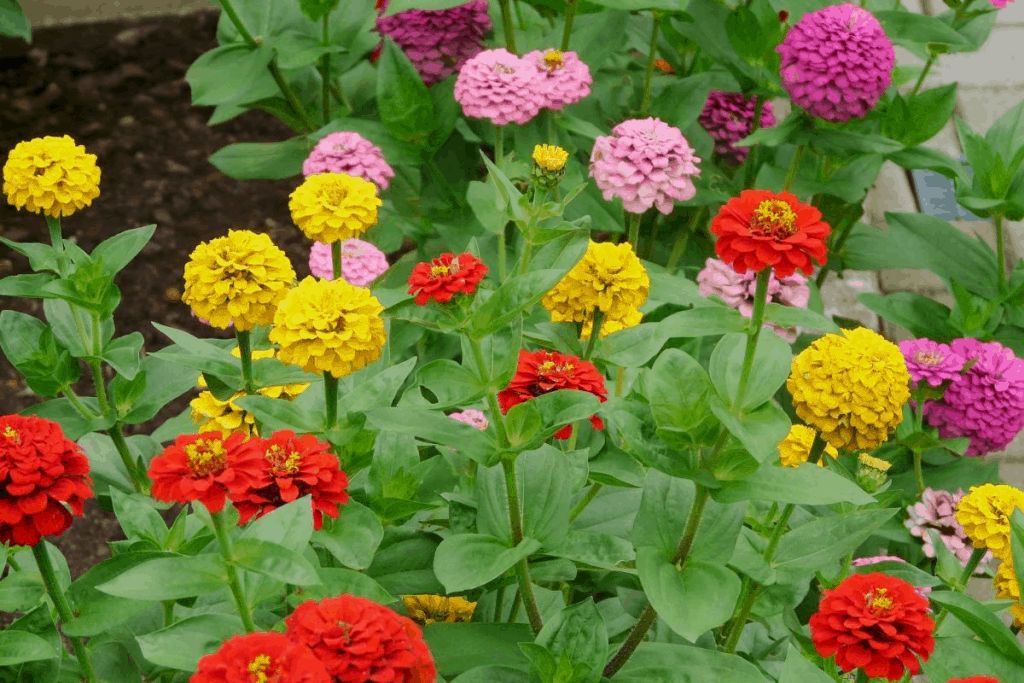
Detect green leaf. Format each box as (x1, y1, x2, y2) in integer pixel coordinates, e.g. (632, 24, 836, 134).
(377, 38, 436, 146)
(381, 0, 466, 15)
(312, 500, 384, 570)
(186, 43, 276, 106)
(64, 551, 166, 637)
(121, 354, 199, 424)
(22, 397, 114, 440)
(96, 554, 228, 600)
(778, 644, 835, 683)
(235, 394, 320, 433)
(651, 71, 738, 132)
(232, 538, 321, 586)
(0, 630, 54, 666)
(658, 306, 749, 338)
(0, 310, 79, 397)
(336, 356, 417, 413)
(365, 407, 498, 466)
(98, 332, 144, 380)
(273, 28, 347, 68)
(0, 0, 31, 41)
(805, 128, 904, 156)
(875, 10, 971, 49)
(858, 292, 953, 340)
(762, 303, 840, 334)
(714, 463, 875, 505)
(136, 614, 245, 671)
(773, 509, 898, 581)
(546, 530, 634, 569)
(922, 636, 1024, 683)
(450, 666, 529, 683)
(888, 146, 969, 182)
(888, 85, 958, 148)
(151, 322, 241, 380)
(0, 272, 59, 299)
(92, 225, 156, 276)
(645, 349, 718, 447)
(986, 98, 1024, 163)
(616, 642, 771, 683)
(425, 624, 534, 678)
(573, 0, 687, 9)
(0, 237, 60, 273)
(109, 488, 167, 546)
(929, 591, 1024, 665)
(305, 567, 394, 604)
(535, 599, 607, 683)
(241, 494, 316, 554)
(209, 137, 313, 180)
(596, 322, 667, 368)
(298, 0, 340, 21)
(709, 397, 792, 462)
(848, 560, 942, 588)
(709, 332, 791, 411)
(636, 547, 741, 642)
(433, 534, 542, 592)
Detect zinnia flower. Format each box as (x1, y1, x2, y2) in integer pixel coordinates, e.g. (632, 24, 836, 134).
(955, 483, 1024, 561)
(777, 424, 838, 468)
(285, 594, 437, 683)
(947, 678, 1001, 683)
(990, 0, 1015, 7)
(697, 257, 809, 340)
(533, 144, 569, 192)
(498, 350, 607, 440)
(182, 229, 296, 331)
(899, 339, 966, 388)
(302, 132, 395, 191)
(542, 240, 649, 333)
(231, 431, 349, 530)
(190, 631, 331, 683)
(993, 558, 1024, 627)
(454, 48, 544, 126)
(923, 338, 1024, 457)
(523, 49, 592, 110)
(589, 117, 701, 214)
(849, 556, 932, 598)
(0, 415, 93, 546)
(711, 189, 831, 278)
(448, 410, 488, 430)
(403, 594, 477, 625)
(269, 276, 387, 378)
(809, 573, 935, 681)
(906, 488, 990, 570)
(787, 327, 911, 452)
(308, 238, 389, 286)
(3, 135, 101, 217)
(776, 3, 895, 123)
(698, 92, 777, 165)
(407, 252, 488, 305)
(147, 432, 264, 513)
(376, 0, 491, 85)
(289, 172, 382, 244)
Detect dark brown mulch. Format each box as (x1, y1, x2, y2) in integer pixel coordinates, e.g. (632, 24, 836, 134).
(0, 10, 316, 580)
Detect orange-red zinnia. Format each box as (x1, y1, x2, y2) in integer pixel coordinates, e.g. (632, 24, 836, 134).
(190, 631, 331, 683)
(148, 431, 263, 513)
(407, 252, 488, 305)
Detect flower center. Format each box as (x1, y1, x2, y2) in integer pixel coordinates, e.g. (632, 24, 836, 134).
(913, 349, 944, 366)
(2, 425, 19, 444)
(184, 438, 227, 477)
(493, 62, 516, 75)
(431, 264, 450, 277)
(247, 654, 277, 683)
(322, 183, 349, 206)
(541, 50, 564, 71)
(749, 199, 798, 239)
(864, 587, 895, 614)
(431, 257, 459, 278)
(265, 443, 302, 475)
(331, 144, 349, 153)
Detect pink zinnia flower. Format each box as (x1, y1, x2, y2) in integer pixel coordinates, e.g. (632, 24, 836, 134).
(448, 409, 488, 430)
(776, 3, 895, 123)
(589, 117, 701, 215)
(523, 49, 592, 110)
(923, 338, 1024, 456)
(905, 487, 991, 571)
(302, 132, 395, 192)
(308, 239, 389, 287)
(698, 91, 776, 165)
(696, 257, 809, 341)
(849, 555, 932, 598)
(375, 0, 492, 85)
(454, 48, 544, 126)
(990, 0, 1015, 7)
(899, 339, 966, 388)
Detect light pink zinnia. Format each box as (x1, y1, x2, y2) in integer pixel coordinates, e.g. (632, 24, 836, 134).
(523, 49, 592, 110)
(898, 339, 966, 388)
(375, 0, 492, 86)
(696, 257, 809, 341)
(698, 91, 776, 165)
(990, 0, 1015, 8)
(308, 238, 389, 287)
(302, 132, 395, 191)
(454, 48, 544, 126)
(776, 3, 895, 123)
(850, 555, 932, 598)
(905, 487, 991, 571)
(923, 338, 1024, 456)
(448, 409, 488, 430)
(589, 117, 701, 215)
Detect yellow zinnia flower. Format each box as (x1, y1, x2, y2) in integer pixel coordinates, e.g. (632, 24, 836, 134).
(289, 172, 381, 244)
(269, 276, 386, 378)
(955, 483, 1024, 560)
(543, 240, 649, 325)
(533, 144, 569, 172)
(182, 230, 295, 331)
(786, 327, 910, 452)
(993, 558, 1024, 627)
(3, 135, 101, 217)
(403, 594, 477, 625)
(777, 424, 838, 468)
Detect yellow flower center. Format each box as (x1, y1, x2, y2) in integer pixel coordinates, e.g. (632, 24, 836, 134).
(247, 654, 274, 683)
(431, 264, 450, 277)
(321, 183, 349, 207)
(331, 143, 349, 152)
(184, 438, 227, 477)
(538, 361, 556, 374)
(913, 349, 944, 366)
(493, 62, 515, 75)
(2, 425, 19, 444)
(541, 50, 564, 71)
(750, 199, 798, 240)
(265, 443, 302, 475)
(865, 587, 894, 613)
(533, 144, 569, 172)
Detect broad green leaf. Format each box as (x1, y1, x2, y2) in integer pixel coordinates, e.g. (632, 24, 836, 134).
(121, 354, 199, 424)
(433, 534, 542, 592)
(367, 529, 443, 595)
(658, 307, 748, 338)
(858, 292, 953, 341)
(209, 137, 313, 180)
(311, 500, 383, 570)
(617, 642, 771, 683)
(535, 599, 607, 683)
(848, 560, 943, 588)
(597, 322, 667, 368)
(875, 10, 971, 49)
(929, 591, 1024, 665)
(305, 567, 393, 604)
(922, 636, 1024, 682)
(232, 538, 321, 586)
(0, 273, 59, 299)
(235, 393, 320, 433)
(762, 303, 840, 334)
(0, 309, 79, 397)
(186, 43, 276, 107)
(709, 332, 792, 411)
(645, 349, 718, 447)
(469, 266, 584, 340)
(713, 463, 875, 505)
(109, 489, 167, 545)
(778, 644, 835, 683)
(336, 356, 417, 413)
(773, 509, 899, 580)
(546, 531, 634, 569)
(0, 630, 54, 666)
(986, 98, 1024, 163)
(0, 0, 31, 41)
(381, 0, 465, 15)
(63, 551, 166, 637)
(0, 237, 60, 273)
(365, 407, 498, 466)
(91, 225, 156, 276)
(22, 396, 114, 440)
(377, 38, 436, 145)
(888, 146, 968, 182)
(151, 322, 241, 380)
(709, 397, 792, 462)
(450, 666, 529, 683)
(647, 272, 705, 308)
(136, 614, 245, 671)
(96, 554, 228, 600)
(424, 624, 534, 678)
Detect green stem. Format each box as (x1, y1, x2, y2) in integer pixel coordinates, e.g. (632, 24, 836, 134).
(498, 0, 517, 53)
(324, 373, 339, 430)
(627, 212, 642, 254)
(913, 449, 926, 496)
(813, 213, 858, 289)
(995, 214, 1007, 295)
(235, 329, 256, 395)
(645, 213, 661, 261)
(32, 544, 101, 683)
(61, 387, 99, 419)
(583, 309, 603, 360)
(506, 589, 522, 623)
(210, 507, 258, 633)
(329, 82, 351, 112)
(331, 241, 343, 281)
(320, 15, 331, 125)
(493, 583, 506, 622)
(782, 145, 805, 194)
(569, 483, 603, 522)
(495, 126, 508, 283)
(45, 216, 68, 273)
(517, 241, 534, 276)
(910, 52, 937, 97)
(639, 13, 661, 116)
(503, 456, 544, 634)
(560, 0, 579, 51)
(604, 485, 711, 678)
(468, 337, 512, 451)
(742, 96, 765, 190)
(110, 424, 147, 493)
(666, 208, 703, 273)
(732, 270, 771, 413)
(934, 546, 988, 631)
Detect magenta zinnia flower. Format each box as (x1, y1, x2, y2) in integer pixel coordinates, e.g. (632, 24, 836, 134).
(776, 3, 895, 123)
(589, 117, 701, 215)
(696, 257, 809, 341)
(454, 48, 544, 126)
(990, 0, 1015, 7)
(375, 0, 492, 86)
(523, 49, 592, 111)
(448, 409, 488, 430)
(905, 488, 991, 571)
(308, 239, 389, 287)
(899, 339, 965, 388)
(923, 338, 1024, 456)
(698, 92, 776, 165)
(850, 555, 932, 598)
(302, 132, 395, 191)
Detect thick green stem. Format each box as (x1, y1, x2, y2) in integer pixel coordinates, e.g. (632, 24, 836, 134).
(666, 208, 704, 273)
(498, 0, 517, 53)
(495, 126, 508, 283)
(569, 483, 603, 522)
(604, 485, 711, 678)
(320, 15, 331, 126)
(33, 544, 101, 683)
(45, 216, 68, 273)
(627, 212, 642, 254)
(235, 329, 256, 395)
(910, 53, 937, 97)
(503, 456, 544, 633)
(732, 270, 771, 412)
(583, 309, 603, 360)
(331, 241, 343, 281)
(110, 425, 148, 493)
(782, 145, 805, 194)
(62, 387, 99, 419)
(995, 214, 1007, 295)
(645, 213, 661, 261)
(913, 450, 926, 496)
(210, 507, 258, 633)
(493, 583, 506, 622)
(324, 373, 339, 430)
(560, 0, 579, 51)
(639, 13, 661, 116)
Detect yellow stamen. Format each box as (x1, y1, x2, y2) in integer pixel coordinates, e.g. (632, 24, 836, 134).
(2, 425, 19, 443)
(541, 50, 564, 71)
(247, 654, 273, 683)
(750, 199, 798, 239)
(265, 443, 303, 475)
(913, 349, 944, 366)
(431, 264, 450, 277)
(865, 587, 894, 612)
(533, 144, 569, 173)
(183, 437, 227, 477)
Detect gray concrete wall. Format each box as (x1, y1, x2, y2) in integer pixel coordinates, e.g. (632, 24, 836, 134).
(22, 0, 209, 27)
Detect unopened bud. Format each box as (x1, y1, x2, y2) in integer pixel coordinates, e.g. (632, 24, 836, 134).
(856, 453, 891, 493)
(532, 144, 569, 192)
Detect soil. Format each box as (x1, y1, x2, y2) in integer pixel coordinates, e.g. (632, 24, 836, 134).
(0, 10, 317, 581)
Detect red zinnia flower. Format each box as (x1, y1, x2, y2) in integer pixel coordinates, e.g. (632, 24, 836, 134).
(711, 189, 830, 278)
(947, 678, 1000, 683)
(230, 431, 349, 530)
(0, 415, 93, 546)
(148, 432, 264, 513)
(190, 631, 331, 683)
(285, 594, 437, 683)
(497, 350, 608, 439)
(407, 252, 488, 305)
(809, 573, 935, 681)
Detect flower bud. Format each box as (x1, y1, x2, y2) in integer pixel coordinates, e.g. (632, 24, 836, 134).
(856, 453, 891, 493)
(532, 144, 569, 192)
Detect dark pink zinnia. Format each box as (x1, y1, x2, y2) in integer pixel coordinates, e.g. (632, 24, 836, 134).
(899, 339, 966, 388)
(698, 91, 776, 165)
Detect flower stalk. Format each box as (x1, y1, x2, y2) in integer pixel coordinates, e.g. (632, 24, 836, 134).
(498, 0, 517, 53)
(995, 214, 1007, 295)
(502, 455, 544, 633)
(782, 145, 805, 194)
(320, 15, 331, 126)
(639, 13, 661, 116)
(733, 269, 771, 412)
(210, 506, 258, 634)
(561, 0, 579, 51)
(627, 212, 642, 254)
(667, 208, 704, 273)
(236, 329, 256, 395)
(32, 543, 101, 683)
(324, 372, 339, 430)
